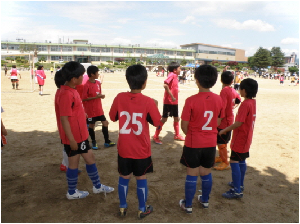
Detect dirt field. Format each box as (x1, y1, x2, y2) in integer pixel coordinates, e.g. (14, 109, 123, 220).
(1, 70, 299, 223)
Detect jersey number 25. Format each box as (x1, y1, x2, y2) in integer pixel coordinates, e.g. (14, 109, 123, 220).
(120, 111, 143, 135)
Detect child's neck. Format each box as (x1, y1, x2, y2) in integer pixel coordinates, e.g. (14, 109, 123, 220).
(130, 89, 142, 94)
(65, 81, 76, 89)
(89, 78, 96, 83)
(198, 86, 210, 93)
(222, 84, 231, 89)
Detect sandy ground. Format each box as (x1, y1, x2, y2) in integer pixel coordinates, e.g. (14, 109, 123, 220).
(1, 70, 299, 223)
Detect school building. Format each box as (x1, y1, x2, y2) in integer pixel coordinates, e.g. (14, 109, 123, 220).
(1, 39, 247, 65)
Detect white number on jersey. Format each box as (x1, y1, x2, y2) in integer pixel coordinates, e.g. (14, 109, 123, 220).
(202, 111, 213, 130)
(119, 111, 143, 135)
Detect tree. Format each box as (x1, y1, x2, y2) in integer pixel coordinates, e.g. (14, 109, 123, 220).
(270, 47, 285, 70)
(180, 59, 187, 66)
(19, 44, 39, 57)
(226, 61, 238, 66)
(252, 47, 272, 70)
(130, 58, 136, 65)
(289, 66, 299, 74)
(115, 58, 124, 63)
(5, 57, 13, 63)
(39, 56, 46, 63)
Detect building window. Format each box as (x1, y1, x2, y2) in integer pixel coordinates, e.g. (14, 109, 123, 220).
(62, 46, 72, 52)
(157, 50, 165, 54)
(136, 49, 146, 54)
(1, 44, 7, 50)
(124, 48, 133, 53)
(77, 47, 88, 51)
(101, 57, 111, 62)
(62, 56, 73, 61)
(51, 46, 61, 51)
(91, 56, 100, 61)
(101, 47, 110, 52)
(37, 45, 47, 51)
(177, 51, 184, 56)
(91, 47, 100, 52)
(51, 56, 62, 60)
(166, 51, 174, 55)
(7, 44, 20, 50)
(114, 48, 124, 53)
(146, 49, 154, 54)
(186, 52, 192, 56)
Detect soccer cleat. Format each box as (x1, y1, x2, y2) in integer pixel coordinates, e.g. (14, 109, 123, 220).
(214, 162, 230, 170)
(137, 205, 153, 219)
(228, 182, 244, 191)
(60, 164, 67, 172)
(179, 199, 192, 214)
(215, 156, 222, 163)
(66, 189, 89, 200)
(93, 184, 114, 197)
(153, 136, 162, 145)
(92, 140, 98, 150)
(119, 207, 128, 217)
(104, 141, 116, 148)
(174, 135, 185, 141)
(197, 195, 209, 209)
(222, 188, 243, 199)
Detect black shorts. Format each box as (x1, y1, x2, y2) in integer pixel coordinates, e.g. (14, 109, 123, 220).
(87, 115, 106, 124)
(234, 84, 240, 90)
(280, 81, 283, 84)
(64, 139, 90, 157)
(180, 146, 216, 169)
(230, 150, 249, 161)
(217, 128, 232, 144)
(118, 155, 153, 176)
(11, 79, 18, 82)
(162, 104, 178, 118)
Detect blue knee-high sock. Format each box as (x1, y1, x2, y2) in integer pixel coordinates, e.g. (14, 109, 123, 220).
(230, 163, 241, 193)
(239, 160, 247, 187)
(201, 173, 212, 202)
(66, 168, 78, 195)
(86, 163, 101, 189)
(118, 177, 130, 208)
(185, 175, 198, 207)
(137, 179, 148, 212)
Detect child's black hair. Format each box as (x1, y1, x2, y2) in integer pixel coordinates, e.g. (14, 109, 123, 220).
(221, 71, 234, 85)
(37, 65, 43, 70)
(167, 62, 180, 73)
(54, 70, 65, 88)
(87, 65, 99, 77)
(194, 65, 218, 88)
(61, 61, 85, 82)
(126, 64, 147, 90)
(240, 78, 258, 99)
(12, 65, 16, 68)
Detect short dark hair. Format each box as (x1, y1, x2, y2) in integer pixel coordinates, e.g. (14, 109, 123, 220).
(37, 65, 43, 70)
(61, 61, 85, 82)
(126, 64, 147, 90)
(167, 62, 180, 72)
(12, 65, 16, 68)
(87, 65, 99, 77)
(54, 70, 65, 88)
(194, 65, 218, 88)
(240, 78, 258, 99)
(221, 71, 234, 84)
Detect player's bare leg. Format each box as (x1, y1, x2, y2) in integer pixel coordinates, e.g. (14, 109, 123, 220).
(153, 117, 167, 144)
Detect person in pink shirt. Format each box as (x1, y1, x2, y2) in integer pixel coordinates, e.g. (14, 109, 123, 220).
(279, 74, 284, 85)
(10, 65, 21, 90)
(36, 65, 46, 95)
(219, 78, 258, 199)
(153, 62, 185, 144)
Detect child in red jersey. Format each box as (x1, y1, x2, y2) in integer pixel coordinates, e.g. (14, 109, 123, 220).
(109, 65, 161, 219)
(219, 78, 258, 199)
(36, 65, 46, 95)
(55, 61, 114, 200)
(279, 74, 284, 85)
(82, 65, 115, 150)
(153, 62, 185, 144)
(214, 71, 241, 171)
(179, 65, 224, 213)
(10, 65, 21, 90)
(1, 107, 8, 149)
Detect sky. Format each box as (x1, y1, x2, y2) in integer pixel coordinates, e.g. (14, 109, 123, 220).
(1, 0, 299, 57)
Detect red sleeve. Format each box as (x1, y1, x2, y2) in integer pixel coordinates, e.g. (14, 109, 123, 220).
(164, 73, 173, 85)
(220, 89, 227, 112)
(59, 92, 73, 117)
(109, 95, 119, 122)
(235, 102, 248, 123)
(219, 100, 225, 118)
(147, 99, 161, 127)
(181, 98, 191, 121)
(82, 83, 89, 100)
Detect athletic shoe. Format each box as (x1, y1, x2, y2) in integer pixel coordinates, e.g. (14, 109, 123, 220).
(104, 141, 116, 148)
(174, 135, 185, 141)
(215, 156, 222, 163)
(92, 140, 98, 150)
(228, 182, 244, 191)
(66, 189, 89, 200)
(93, 184, 114, 196)
(153, 136, 162, 144)
(222, 188, 243, 199)
(119, 207, 128, 217)
(197, 195, 209, 209)
(214, 162, 230, 171)
(137, 205, 153, 219)
(179, 199, 192, 214)
(60, 164, 67, 172)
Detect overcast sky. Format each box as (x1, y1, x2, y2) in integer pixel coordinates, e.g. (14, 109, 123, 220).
(1, 1, 299, 57)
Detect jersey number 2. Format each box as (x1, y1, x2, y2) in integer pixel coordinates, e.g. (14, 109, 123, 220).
(120, 111, 143, 135)
(202, 111, 213, 130)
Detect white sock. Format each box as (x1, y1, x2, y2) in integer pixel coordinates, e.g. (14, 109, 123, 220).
(62, 149, 69, 166)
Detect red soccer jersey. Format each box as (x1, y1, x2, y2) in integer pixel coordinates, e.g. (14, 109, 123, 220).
(11, 69, 18, 76)
(230, 99, 256, 153)
(109, 92, 161, 159)
(56, 85, 89, 144)
(82, 80, 104, 118)
(36, 70, 46, 85)
(163, 72, 178, 105)
(181, 92, 225, 148)
(218, 86, 241, 129)
(54, 89, 63, 137)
